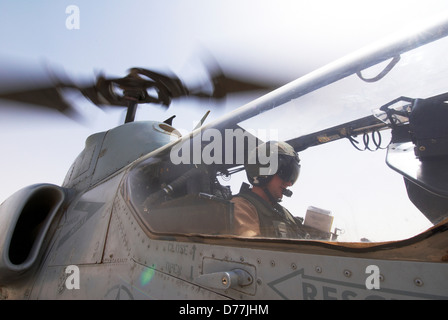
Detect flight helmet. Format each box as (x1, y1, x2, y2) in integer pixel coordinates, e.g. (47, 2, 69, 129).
(245, 141, 300, 186)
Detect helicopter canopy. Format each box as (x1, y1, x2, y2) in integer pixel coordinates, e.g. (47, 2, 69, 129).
(125, 16, 448, 242)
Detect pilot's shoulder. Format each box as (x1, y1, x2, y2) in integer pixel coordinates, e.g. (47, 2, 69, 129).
(231, 194, 257, 212)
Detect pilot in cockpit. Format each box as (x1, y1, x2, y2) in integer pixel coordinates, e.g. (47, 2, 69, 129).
(231, 141, 306, 238)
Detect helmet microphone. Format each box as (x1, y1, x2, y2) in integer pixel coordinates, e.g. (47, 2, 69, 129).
(282, 188, 293, 197)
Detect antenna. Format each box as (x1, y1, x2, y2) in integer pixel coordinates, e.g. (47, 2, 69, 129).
(193, 110, 210, 130)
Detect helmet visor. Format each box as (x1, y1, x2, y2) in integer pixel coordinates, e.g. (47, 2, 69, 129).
(277, 158, 301, 185)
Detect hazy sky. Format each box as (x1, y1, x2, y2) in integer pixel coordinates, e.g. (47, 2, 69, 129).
(1, 1, 448, 241)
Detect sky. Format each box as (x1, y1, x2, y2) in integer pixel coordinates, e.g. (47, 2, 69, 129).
(1, 0, 448, 241)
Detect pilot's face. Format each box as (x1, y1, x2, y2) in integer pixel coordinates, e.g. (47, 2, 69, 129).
(266, 174, 292, 201)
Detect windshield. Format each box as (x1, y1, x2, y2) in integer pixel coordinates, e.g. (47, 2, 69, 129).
(125, 28, 448, 243)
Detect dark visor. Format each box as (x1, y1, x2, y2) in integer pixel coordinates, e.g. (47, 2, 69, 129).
(277, 158, 301, 185)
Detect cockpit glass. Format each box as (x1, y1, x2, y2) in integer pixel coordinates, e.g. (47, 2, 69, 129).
(126, 33, 448, 243)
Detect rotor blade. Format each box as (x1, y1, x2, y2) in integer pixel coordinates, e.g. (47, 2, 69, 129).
(0, 59, 84, 121)
(187, 54, 284, 100)
(0, 86, 72, 113)
(0, 54, 282, 124)
(210, 72, 280, 99)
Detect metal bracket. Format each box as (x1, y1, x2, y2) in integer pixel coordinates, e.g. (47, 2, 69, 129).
(196, 268, 253, 290)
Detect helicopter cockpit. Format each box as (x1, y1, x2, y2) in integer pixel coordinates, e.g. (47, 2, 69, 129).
(123, 20, 448, 244)
(125, 158, 235, 236)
